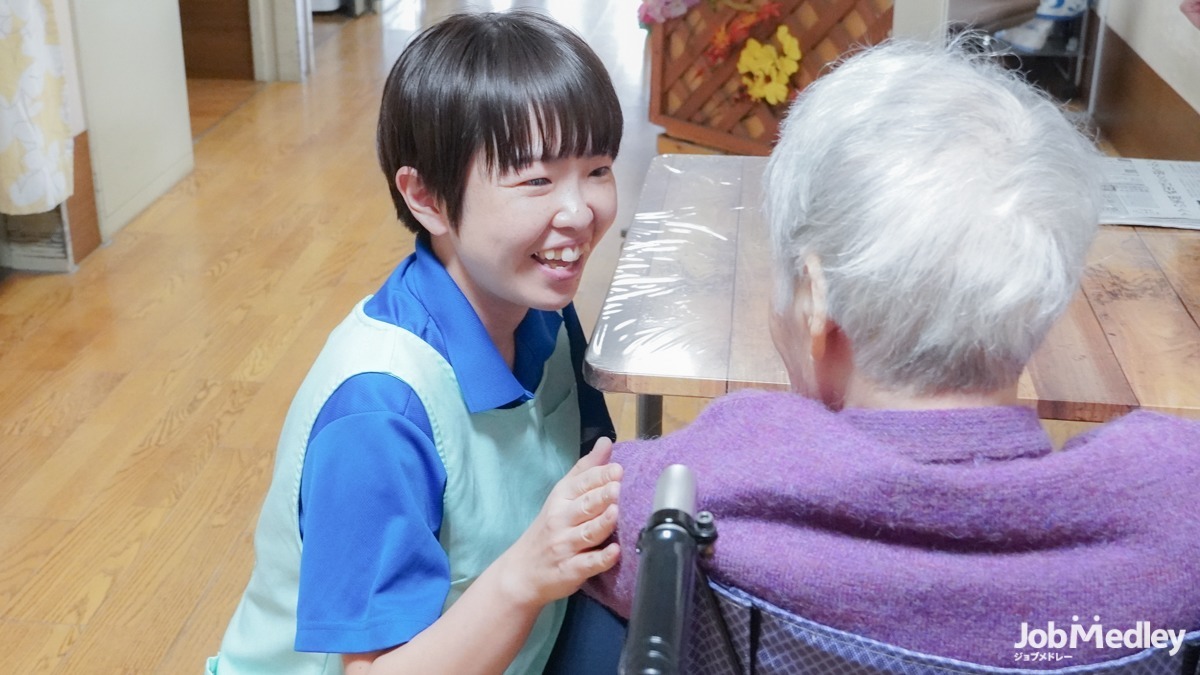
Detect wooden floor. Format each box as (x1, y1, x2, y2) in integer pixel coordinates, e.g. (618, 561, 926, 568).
(0, 2, 710, 672)
(185, 17, 348, 141)
(186, 79, 265, 139)
(312, 11, 352, 52)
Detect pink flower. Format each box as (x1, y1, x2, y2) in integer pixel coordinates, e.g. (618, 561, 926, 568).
(638, 0, 701, 26)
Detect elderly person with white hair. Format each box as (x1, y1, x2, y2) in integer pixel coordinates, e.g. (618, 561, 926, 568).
(582, 39, 1200, 668)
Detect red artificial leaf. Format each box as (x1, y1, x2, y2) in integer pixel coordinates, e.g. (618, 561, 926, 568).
(757, 1, 784, 21)
(710, 24, 733, 51)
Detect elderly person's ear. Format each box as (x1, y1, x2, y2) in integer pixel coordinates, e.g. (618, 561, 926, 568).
(770, 255, 832, 397)
(803, 255, 829, 360)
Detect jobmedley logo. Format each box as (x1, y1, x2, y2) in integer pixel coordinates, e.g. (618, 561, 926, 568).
(1014, 616, 1186, 657)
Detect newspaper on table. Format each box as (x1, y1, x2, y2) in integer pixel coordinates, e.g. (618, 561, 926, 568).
(1100, 157, 1200, 229)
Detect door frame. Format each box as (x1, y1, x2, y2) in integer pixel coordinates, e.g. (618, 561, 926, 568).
(248, 0, 314, 81)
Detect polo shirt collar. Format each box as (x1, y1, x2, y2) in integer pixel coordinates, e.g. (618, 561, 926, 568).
(410, 240, 562, 413)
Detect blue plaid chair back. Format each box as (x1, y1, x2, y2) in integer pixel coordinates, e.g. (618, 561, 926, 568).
(686, 581, 1200, 675)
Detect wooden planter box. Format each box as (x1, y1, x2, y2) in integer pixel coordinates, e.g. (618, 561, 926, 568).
(649, 0, 894, 155)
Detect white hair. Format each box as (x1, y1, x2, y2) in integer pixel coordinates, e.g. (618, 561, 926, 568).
(765, 37, 1102, 395)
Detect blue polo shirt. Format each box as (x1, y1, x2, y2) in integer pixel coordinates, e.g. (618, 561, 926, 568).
(294, 240, 613, 654)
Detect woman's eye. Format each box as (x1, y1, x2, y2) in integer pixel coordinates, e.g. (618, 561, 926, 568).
(524, 177, 551, 187)
(591, 166, 612, 178)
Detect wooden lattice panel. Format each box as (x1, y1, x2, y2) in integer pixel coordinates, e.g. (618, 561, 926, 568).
(650, 0, 893, 155)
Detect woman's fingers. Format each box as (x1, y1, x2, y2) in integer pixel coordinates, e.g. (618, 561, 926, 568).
(559, 466, 623, 510)
(508, 436, 622, 602)
(572, 541, 621, 577)
(572, 480, 620, 525)
(566, 436, 613, 477)
(573, 502, 619, 548)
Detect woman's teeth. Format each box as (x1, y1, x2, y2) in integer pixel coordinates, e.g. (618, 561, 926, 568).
(538, 245, 584, 263)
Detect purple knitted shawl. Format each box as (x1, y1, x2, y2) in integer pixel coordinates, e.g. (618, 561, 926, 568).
(587, 389, 1200, 668)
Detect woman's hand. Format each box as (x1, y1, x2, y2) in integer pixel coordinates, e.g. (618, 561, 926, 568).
(341, 439, 622, 675)
(494, 437, 622, 609)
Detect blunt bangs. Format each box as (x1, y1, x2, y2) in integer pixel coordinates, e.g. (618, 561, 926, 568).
(472, 33, 624, 176)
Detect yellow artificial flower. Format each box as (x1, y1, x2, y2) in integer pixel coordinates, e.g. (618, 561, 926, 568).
(737, 38, 776, 75)
(777, 24, 800, 63)
(745, 78, 768, 101)
(737, 24, 802, 105)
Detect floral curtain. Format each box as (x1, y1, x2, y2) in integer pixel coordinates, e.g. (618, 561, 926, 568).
(0, 0, 72, 215)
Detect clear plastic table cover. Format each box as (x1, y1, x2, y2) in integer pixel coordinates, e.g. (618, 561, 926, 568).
(583, 156, 1200, 424)
(583, 154, 790, 398)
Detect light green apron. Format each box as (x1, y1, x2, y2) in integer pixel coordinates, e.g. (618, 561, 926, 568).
(207, 299, 579, 674)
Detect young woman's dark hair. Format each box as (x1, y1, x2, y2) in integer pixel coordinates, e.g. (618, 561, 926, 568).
(377, 10, 624, 239)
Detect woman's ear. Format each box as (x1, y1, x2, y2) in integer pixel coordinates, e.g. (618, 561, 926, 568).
(395, 167, 450, 237)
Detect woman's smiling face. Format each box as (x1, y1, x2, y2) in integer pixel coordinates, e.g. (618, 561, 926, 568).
(430, 151, 618, 336)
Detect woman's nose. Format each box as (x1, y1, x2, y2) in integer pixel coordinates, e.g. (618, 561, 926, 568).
(553, 188, 593, 229)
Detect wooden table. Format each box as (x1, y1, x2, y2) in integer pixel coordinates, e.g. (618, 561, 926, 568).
(584, 154, 1200, 438)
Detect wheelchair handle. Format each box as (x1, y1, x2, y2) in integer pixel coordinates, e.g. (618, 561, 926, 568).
(619, 465, 717, 675)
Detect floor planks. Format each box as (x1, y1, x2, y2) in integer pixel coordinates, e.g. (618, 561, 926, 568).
(186, 79, 266, 140)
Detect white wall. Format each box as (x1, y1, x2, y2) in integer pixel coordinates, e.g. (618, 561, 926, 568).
(70, 0, 194, 240)
(1102, 0, 1200, 114)
(893, 0, 949, 40)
